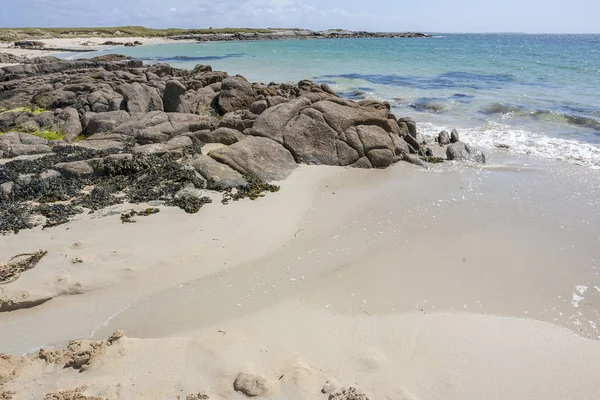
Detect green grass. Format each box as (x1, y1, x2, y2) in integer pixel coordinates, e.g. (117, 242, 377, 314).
(31, 130, 65, 140)
(0, 26, 281, 42)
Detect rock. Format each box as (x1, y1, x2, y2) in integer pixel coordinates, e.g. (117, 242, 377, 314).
(438, 130, 451, 145)
(249, 100, 268, 115)
(196, 127, 245, 145)
(193, 64, 212, 73)
(87, 89, 125, 112)
(248, 97, 403, 168)
(446, 142, 486, 163)
(366, 148, 394, 168)
(61, 108, 83, 142)
(163, 80, 187, 112)
(233, 372, 274, 397)
(107, 329, 125, 344)
(147, 63, 173, 77)
(190, 155, 247, 188)
(89, 54, 132, 62)
(402, 153, 428, 168)
(328, 386, 370, 400)
(31, 90, 77, 109)
(450, 128, 460, 143)
(209, 136, 297, 181)
(218, 77, 257, 113)
(71, 350, 92, 368)
(84, 110, 130, 135)
(54, 161, 95, 178)
(116, 83, 163, 114)
(398, 117, 417, 139)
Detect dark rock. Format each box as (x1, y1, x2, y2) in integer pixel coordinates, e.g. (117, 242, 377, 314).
(438, 130, 451, 145)
(367, 148, 394, 168)
(218, 76, 257, 113)
(163, 80, 187, 112)
(249, 100, 268, 115)
(61, 108, 83, 142)
(31, 90, 77, 109)
(450, 128, 460, 143)
(193, 64, 212, 73)
(89, 54, 132, 62)
(446, 142, 486, 163)
(209, 136, 297, 181)
(147, 63, 173, 77)
(398, 117, 417, 139)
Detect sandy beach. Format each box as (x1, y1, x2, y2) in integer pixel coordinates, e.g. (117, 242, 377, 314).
(0, 37, 192, 67)
(2, 153, 600, 399)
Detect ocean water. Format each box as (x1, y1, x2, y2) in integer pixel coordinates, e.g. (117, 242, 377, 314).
(81, 34, 600, 168)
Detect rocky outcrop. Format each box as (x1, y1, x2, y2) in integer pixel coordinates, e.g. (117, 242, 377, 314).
(0, 57, 486, 234)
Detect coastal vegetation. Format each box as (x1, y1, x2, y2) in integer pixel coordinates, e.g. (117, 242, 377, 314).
(0, 26, 278, 42)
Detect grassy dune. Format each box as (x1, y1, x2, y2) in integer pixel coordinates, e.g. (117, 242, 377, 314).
(0, 26, 280, 42)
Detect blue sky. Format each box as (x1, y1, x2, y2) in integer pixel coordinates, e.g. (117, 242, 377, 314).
(0, 0, 597, 33)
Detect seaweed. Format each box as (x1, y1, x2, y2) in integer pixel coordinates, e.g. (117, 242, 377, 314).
(221, 176, 280, 205)
(120, 208, 160, 223)
(170, 195, 212, 214)
(0, 250, 47, 284)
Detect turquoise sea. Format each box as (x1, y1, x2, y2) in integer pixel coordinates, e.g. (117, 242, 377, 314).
(80, 34, 600, 167)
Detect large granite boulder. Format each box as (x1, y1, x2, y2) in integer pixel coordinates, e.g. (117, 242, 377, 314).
(218, 76, 257, 113)
(248, 96, 409, 167)
(116, 83, 163, 114)
(209, 136, 297, 181)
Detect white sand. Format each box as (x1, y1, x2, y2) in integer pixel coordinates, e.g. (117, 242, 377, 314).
(1, 153, 600, 399)
(0, 36, 194, 66)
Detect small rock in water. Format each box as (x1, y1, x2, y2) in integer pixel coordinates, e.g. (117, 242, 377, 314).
(446, 142, 486, 163)
(438, 130, 451, 145)
(450, 128, 460, 143)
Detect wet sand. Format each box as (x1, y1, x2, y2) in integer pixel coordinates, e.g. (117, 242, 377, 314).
(1, 150, 600, 399)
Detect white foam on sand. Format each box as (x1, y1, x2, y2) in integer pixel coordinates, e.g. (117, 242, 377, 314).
(419, 121, 600, 169)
